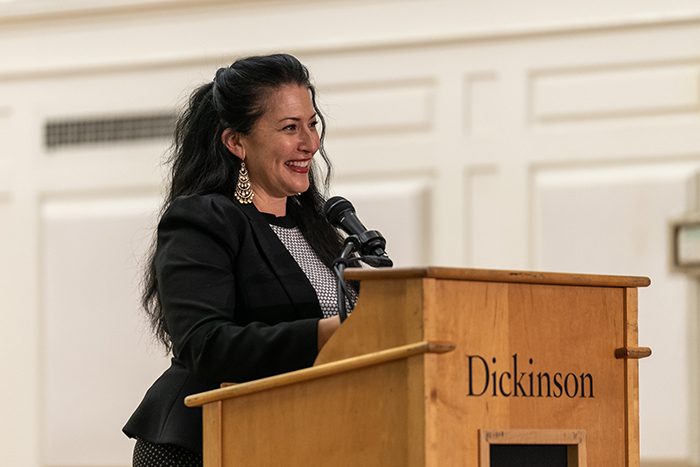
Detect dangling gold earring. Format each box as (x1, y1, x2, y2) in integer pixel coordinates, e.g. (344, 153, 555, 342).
(235, 161, 254, 204)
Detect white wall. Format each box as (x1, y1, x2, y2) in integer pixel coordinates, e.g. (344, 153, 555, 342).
(1, 1, 699, 466)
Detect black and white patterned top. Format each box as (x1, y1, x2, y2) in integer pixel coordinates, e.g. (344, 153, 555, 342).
(263, 213, 355, 318)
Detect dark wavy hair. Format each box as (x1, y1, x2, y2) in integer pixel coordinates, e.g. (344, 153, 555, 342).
(144, 53, 345, 351)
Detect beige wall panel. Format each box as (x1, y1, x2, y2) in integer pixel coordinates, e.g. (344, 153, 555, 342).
(0, 88, 43, 467)
(0, 201, 11, 288)
(0, 106, 10, 158)
(518, 25, 700, 164)
(466, 167, 515, 269)
(326, 137, 436, 176)
(1, 202, 42, 467)
(324, 81, 434, 135)
(39, 142, 169, 193)
(0, 105, 12, 198)
(41, 196, 169, 466)
(332, 178, 431, 268)
(0, 200, 17, 464)
(532, 63, 700, 123)
(532, 162, 700, 462)
(0, 164, 11, 197)
(464, 73, 501, 138)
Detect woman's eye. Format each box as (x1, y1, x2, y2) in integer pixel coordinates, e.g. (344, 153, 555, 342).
(309, 121, 318, 128)
(283, 124, 296, 130)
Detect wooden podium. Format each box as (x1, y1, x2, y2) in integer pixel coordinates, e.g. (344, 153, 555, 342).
(185, 267, 651, 467)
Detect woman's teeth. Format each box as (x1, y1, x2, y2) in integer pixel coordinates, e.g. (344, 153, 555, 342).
(286, 160, 310, 167)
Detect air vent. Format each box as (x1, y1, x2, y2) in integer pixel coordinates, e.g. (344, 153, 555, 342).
(45, 113, 176, 149)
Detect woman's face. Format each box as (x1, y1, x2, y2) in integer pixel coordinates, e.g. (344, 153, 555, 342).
(229, 84, 320, 203)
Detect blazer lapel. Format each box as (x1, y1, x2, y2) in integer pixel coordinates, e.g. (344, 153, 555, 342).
(238, 201, 323, 320)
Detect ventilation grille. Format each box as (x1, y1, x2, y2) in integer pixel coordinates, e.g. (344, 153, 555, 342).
(45, 113, 176, 149)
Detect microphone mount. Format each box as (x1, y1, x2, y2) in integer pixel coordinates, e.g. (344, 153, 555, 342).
(325, 196, 393, 322)
(331, 235, 392, 323)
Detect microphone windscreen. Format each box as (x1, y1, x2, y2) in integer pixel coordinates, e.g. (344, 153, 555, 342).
(324, 196, 355, 226)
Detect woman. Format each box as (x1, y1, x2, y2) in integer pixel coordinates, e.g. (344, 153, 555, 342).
(123, 54, 350, 467)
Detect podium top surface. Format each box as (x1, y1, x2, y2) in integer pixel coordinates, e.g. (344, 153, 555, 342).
(344, 266, 651, 288)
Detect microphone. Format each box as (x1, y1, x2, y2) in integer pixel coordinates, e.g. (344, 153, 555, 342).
(324, 196, 392, 264)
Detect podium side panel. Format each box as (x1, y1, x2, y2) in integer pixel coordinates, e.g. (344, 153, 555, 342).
(623, 288, 641, 467)
(423, 280, 627, 466)
(218, 356, 426, 467)
(203, 402, 222, 467)
(315, 278, 426, 365)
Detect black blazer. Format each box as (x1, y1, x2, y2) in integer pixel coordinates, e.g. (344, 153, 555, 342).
(123, 194, 324, 454)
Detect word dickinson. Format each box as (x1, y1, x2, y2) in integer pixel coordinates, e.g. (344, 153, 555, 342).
(466, 354, 594, 399)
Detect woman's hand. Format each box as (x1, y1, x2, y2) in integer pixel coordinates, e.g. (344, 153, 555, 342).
(317, 315, 341, 351)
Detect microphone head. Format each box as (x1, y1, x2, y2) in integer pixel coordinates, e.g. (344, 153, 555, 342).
(324, 196, 355, 227)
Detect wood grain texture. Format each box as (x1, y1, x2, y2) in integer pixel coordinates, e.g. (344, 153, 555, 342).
(343, 266, 651, 288)
(217, 356, 425, 467)
(314, 277, 427, 365)
(186, 340, 453, 407)
(202, 402, 222, 467)
(419, 280, 626, 466)
(624, 288, 642, 467)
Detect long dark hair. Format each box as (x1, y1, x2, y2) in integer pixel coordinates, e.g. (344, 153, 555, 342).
(144, 54, 345, 351)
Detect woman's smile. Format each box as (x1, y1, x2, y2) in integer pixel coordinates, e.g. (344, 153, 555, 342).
(285, 158, 311, 173)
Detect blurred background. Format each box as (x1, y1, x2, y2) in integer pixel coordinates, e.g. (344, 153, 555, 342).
(1, 0, 699, 466)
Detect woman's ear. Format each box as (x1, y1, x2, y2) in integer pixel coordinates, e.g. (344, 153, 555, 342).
(221, 128, 245, 161)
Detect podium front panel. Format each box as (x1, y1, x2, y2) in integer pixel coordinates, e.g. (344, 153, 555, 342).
(423, 280, 627, 466)
(212, 356, 427, 467)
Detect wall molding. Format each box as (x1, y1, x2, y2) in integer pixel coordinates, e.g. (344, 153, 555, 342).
(1, 7, 700, 82)
(4, 0, 698, 31)
(0, 0, 266, 23)
(642, 460, 698, 467)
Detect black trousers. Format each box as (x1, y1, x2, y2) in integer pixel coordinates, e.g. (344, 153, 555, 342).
(132, 438, 203, 467)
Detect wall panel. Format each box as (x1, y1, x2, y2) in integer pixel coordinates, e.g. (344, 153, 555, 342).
(466, 166, 513, 269)
(532, 63, 700, 124)
(324, 81, 435, 136)
(0, 199, 15, 462)
(0, 106, 10, 159)
(464, 73, 501, 138)
(41, 196, 169, 466)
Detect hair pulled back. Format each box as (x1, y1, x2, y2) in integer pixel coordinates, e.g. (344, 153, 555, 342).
(144, 54, 344, 351)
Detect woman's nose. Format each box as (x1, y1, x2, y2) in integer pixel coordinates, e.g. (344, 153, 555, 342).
(299, 127, 320, 154)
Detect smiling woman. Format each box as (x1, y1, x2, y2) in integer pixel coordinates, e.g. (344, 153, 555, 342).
(122, 54, 354, 467)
